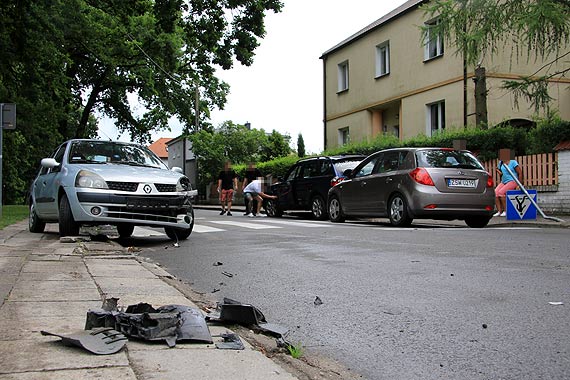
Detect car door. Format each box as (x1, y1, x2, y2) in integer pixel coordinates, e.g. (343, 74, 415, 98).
(368, 150, 405, 214)
(294, 160, 319, 208)
(274, 164, 301, 209)
(34, 143, 67, 217)
(338, 154, 382, 214)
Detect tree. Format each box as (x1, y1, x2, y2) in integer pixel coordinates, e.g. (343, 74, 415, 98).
(0, 0, 282, 204)
(422, 0, 570, 113)
(297, 133, 306, 157)
(187, 122, 290, 192)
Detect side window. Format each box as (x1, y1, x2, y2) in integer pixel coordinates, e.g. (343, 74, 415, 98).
(377, 152, 401, 173)
(286, 165, 301, 181)
(320, 160, 334, 176)
(302, 161, 319, 178)
(355, 156, 381, 178)
(51, 144, 67, 173)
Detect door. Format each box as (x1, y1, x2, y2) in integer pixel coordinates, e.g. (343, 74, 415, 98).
(339, 154, 382, 214)
(34, 143, 67, 217)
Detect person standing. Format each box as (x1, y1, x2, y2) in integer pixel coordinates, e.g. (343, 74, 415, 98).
(241, 162, 263, 216)
(243, 177, 277, 217)
(217, 160, 238, 216)
(494, 158, 523, 217)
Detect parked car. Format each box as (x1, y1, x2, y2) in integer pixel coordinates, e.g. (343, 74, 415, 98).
(327, 148, 495, 227)
(266, 155, 365, 219)
(29, 139, 197, 241)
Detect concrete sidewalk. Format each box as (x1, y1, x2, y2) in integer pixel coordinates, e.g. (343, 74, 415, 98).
(0, 221, 298, 380)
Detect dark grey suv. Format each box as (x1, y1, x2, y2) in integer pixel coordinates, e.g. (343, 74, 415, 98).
(266, 155, 364, 219)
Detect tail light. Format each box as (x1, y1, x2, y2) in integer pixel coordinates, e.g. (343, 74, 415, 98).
(409, 168, 435, 186)
(486, 172, 494, 188)
(331, 176, 344, 187)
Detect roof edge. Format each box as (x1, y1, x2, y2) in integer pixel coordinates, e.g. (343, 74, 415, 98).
(320, 0, 427, 59)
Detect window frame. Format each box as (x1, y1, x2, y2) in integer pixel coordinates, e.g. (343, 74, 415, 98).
(338, 127, 350, 146)
(375, 41, 390, 78)
(424, 19, 444, 61)
(426, 100, 446, 136)
(337, 60, 349, 93)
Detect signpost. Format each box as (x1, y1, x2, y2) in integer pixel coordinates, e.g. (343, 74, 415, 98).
(0, 103, 17, 218)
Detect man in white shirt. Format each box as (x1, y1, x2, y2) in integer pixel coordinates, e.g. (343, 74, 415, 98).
(243, 178, 277, 217)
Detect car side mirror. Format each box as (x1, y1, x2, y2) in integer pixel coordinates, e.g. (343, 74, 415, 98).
(343, 169, 353, 177)
(277, 176, 284, 182)
(41, 158, 59, 169)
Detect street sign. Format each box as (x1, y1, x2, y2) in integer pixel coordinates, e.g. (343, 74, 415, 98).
(506, 190, 537, 220)
(1, 103, 16, 129)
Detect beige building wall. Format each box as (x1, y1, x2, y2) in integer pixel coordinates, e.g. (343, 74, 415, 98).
(323, 2, 570, 150)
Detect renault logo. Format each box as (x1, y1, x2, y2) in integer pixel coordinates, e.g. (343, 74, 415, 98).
(457, 170, 465, 176)
(143, 184, 152, 194)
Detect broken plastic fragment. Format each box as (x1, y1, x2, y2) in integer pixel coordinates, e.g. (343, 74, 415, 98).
(41, 328, 127, 355)
(214, 332, 245, 350)
(548, 302, 564, 306)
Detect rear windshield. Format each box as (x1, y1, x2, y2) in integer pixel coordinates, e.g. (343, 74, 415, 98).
(416, 150, 484, 170)
(333, 158, 364, 174)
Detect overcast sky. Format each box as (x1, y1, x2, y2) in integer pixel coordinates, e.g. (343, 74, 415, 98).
(99, 0, 408, 154)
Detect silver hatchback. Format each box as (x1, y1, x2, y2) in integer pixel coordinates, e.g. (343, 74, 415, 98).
(29, 139, 197, 240)
(328, 148, 495, 227)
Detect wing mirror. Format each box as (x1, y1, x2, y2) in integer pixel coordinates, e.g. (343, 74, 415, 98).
(342, 169, 353, 177)
(41, 158, 59, 169)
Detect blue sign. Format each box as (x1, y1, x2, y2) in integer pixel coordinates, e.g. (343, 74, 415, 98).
(506, 190, 537, 220)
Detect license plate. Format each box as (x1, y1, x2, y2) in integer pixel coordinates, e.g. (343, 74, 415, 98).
(447, 179, 476, 188)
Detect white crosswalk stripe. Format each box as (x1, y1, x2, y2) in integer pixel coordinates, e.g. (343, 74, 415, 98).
(193, 225, 225, 233)
(261, 220, 331, 228)
(210, 221, 282, 230)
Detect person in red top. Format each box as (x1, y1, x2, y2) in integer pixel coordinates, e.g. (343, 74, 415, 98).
(217, 160, 238, 216)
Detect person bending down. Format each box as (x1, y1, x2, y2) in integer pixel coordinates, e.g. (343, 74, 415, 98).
(243, 178, 277, 217)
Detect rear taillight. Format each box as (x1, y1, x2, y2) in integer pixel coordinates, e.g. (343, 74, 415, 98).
(486, 172, 494, 188)
(331, 177, 343, 187)
(409, 168, 435, 186)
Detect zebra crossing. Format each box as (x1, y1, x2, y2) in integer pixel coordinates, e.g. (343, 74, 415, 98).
(192, 217, 331, 233)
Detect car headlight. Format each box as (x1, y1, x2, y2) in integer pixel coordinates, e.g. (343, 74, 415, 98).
(75, 170, 109, 189)
(176, 176, 191, 192)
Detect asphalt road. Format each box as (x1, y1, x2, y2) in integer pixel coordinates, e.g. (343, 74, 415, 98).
(131, 209, 570, 380)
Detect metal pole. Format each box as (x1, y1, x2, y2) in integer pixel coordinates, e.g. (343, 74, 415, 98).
(502, 163, 565, 223)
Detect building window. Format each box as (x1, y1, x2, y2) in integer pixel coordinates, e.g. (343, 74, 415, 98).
(375, 42, 390, 77)
(338, 127, 350, 145)
(427, 101, 445, 135)
(424, 19, 444, 61)
(337, 61, 349, 92)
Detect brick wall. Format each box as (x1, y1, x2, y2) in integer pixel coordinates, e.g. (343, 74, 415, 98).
(538, 150, 570, 214)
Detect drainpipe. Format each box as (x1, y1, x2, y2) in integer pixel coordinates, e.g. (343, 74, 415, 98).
(322, 57, 327, 151)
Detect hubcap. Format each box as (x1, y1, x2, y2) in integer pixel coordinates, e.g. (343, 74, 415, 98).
(329, 199, 339, 219)
(312, 198, 323, 217)
(391, 197, 403, 222)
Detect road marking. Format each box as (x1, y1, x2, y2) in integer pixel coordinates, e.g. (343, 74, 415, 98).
(210, 221, 282, 230)
(193, 225, 225, 233)
(261, 220, 331, 228)
(133, 226, 165, 236)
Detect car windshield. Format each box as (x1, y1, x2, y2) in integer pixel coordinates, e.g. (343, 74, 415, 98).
(333, 159, 363, 175)
(416, 149, 484, 170)
(68, 141, 167, 169)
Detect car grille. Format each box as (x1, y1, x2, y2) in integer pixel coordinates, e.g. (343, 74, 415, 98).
(108, 182, 138, 192)
(155, 183, 177, 192)
(107, 207, 179, 223)
(106, 182, 177, 192)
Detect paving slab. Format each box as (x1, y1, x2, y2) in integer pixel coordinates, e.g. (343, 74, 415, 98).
(0, 367, 137, 380)
(0, 301, 99, 319)
(85, 259, 157, 279)
(94, 277, 182, 298)
(0, 315, 87, 341)
(129, 346, 297, 380)
(21, 261, 86, 274)
(139, 261, 174, 278)
(0, 339, 129, 374)
(8, 281, 100, 302)
(113, 295, 196, 308)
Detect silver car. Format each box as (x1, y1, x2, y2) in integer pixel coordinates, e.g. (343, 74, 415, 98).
(29, 139, 197, 240)
(328, 148, 495, 228)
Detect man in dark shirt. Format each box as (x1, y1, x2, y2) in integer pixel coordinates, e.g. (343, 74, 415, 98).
(241, 162, 263, 216)
(217, 160, 238, 216)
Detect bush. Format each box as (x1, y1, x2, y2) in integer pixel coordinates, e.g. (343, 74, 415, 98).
(527, 114, 570, 154)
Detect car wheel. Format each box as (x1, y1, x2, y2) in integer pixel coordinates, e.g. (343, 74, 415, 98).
(116, 224, 135, 238)
(328, 196, 345, 223)
(465, 216, 491, 228)
(311, 195, 327, 220)
(164, 209, 194, 241)
(29, 202, 46, 233)
(265, 199, 283, 217)
(58, 193, 80, 236)
(388, 194, 413, 227)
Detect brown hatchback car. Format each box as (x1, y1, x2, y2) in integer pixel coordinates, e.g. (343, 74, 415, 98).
(327, 148, 496, 228)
